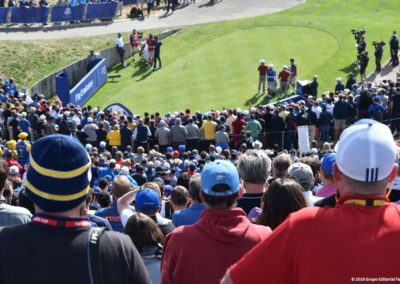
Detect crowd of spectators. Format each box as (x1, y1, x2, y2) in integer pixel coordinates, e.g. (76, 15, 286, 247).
(1, 71, 400, 283)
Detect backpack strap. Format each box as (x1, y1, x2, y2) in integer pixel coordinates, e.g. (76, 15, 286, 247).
(87, 227, 106, 284)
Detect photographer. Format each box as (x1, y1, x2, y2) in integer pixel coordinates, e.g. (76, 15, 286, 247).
(373, 41, 384, 73)
(359, 51, 369, 81)
(389, 31, 399, 66)
(357, 36, 366, 55)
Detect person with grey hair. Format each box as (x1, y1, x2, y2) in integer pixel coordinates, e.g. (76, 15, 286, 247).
(170, 117, 188, 150)
(236, 149, 271, 214)
(271, 153, 292, 178)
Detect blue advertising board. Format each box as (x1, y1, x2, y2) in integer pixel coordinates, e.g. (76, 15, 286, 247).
(0, 8, 8, 24)
(86, 2, 117, 19)
(10, 7, 48, 24)
(69, 58, 107, 106)
(50, 5, 84, 23)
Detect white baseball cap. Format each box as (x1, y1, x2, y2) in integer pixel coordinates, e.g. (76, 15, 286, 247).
(335, 119, 397, 182)
(9, 165, 19, 175)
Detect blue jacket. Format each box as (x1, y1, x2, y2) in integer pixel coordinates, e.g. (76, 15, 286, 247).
(172, 203, 207, 227)
(94, 202, 124, 232)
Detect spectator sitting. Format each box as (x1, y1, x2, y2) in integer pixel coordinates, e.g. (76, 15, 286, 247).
(129, 6, 144, 20)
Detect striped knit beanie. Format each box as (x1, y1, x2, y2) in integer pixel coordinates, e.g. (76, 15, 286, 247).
(26, 135, 91, 212)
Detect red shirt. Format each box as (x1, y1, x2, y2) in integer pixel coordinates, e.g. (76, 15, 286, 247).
(161, 208, 270, 284)
(230, 196, 400, 284)
(147, 39, 155, 51)
(258, 64, 268, 76)
(278, 69, 291, 81)
(131, 33, 139, 47)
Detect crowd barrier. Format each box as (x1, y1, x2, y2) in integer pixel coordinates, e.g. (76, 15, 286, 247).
(0, 2, 118, 25)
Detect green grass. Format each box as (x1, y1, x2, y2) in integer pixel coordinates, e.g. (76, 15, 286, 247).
(2, 0, 400, 113)
(87, 26, 338, 113)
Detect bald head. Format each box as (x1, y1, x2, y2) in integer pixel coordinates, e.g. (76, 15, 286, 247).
(112, 176, 132, 200)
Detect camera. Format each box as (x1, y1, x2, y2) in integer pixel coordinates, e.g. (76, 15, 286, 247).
(351, 29, 366, 42)
(372, 40, 386, 47)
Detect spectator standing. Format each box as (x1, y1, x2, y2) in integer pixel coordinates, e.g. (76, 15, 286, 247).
(334, 77, 345, 92)
(256, 178, 306, 229)
(107, 124, 122, 149)
(245, 114, 262, 141)
(200, 115, 217, 150)
(120, 120, 133, 151)
(222, 120, 399, 284)
(288, 162, 321, 206)
(154, 120, 171, 153)
(316, 153, 337, 198)
(185, 118, 200, 151)
(215, 125, 230, 150)
(153, 36, 162, 69)
(318, 103, 332, 143)
(236, 150, 271, 215)
(170, 118, 187, 150)
(95, 175, 133, 232)
(257, 59, 268, 94)
(133, 119, 151, 151)
(161, 160, 271, 284)
(278, 65, 291, 97)
(333, 94, 349, 141)
(0, 166, 31, 227)
(125, 213, 164, 284)
(83, 117, 98, 144)
(389, 31, 399, 66)
(146, 0, 154, 16)
(289, 58, 297, 90)
(171, 174, 206, 227)
(146, 34, 156, 67)
(116, 33, 126, 67)
(309, 75, 319, 97)
(266, 64, 277, 97)
(0, 135, 150, 284)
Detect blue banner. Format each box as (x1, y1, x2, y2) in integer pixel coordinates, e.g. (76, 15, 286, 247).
(122, 0, 137, 5)
(70, 58, 107, 106)
(0, 8, 8, 24)
(10, 7, 48, 23)
(50, 5, 84, 22)
(104, 103, 133, 117)
(86, 2, 117, 19)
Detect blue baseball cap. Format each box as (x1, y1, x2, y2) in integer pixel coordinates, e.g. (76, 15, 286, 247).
(321, 153, 336, 175)
(201, 160, 240, 197)
(135, 189, 160, 213)
(164, 185, 173, 198)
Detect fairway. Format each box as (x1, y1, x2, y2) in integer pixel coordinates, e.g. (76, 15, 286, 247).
(87, 26, 337, 113)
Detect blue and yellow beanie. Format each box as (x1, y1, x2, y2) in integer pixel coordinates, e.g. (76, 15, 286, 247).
(26, 135, 91, 212)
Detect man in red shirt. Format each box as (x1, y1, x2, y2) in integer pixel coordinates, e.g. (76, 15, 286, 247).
(257, 59, 268, 94)
(231, 113, 246, 147)
(278, 65, 291, 98)
(146, 34, 156, 67)
(161, 160, 271, 284)
(130, 29, 140, 60)
(222, 119, 400, 284)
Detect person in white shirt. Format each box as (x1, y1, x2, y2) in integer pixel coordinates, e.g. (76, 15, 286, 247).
(116, 33, 126, 67)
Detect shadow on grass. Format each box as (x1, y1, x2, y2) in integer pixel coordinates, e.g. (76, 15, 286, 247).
(158, 11, 173, 19)
(339, 62, 359, 75)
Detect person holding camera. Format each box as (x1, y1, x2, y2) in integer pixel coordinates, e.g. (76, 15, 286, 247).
(359, 51, 369, 81)
(357, 36, 366, 55)
(374, 42, 384, 73)
(389, 31, 399, 66)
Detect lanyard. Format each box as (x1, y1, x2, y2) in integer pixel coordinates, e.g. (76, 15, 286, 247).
(343, 199, 387, 207)
(32, 215, 91, 228)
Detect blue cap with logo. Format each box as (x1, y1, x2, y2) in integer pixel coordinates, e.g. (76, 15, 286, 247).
(201, 160, 240, 197)
(135, 189, 160, 213)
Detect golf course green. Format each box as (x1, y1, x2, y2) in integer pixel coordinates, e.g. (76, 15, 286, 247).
(86, 0, 400, 113)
